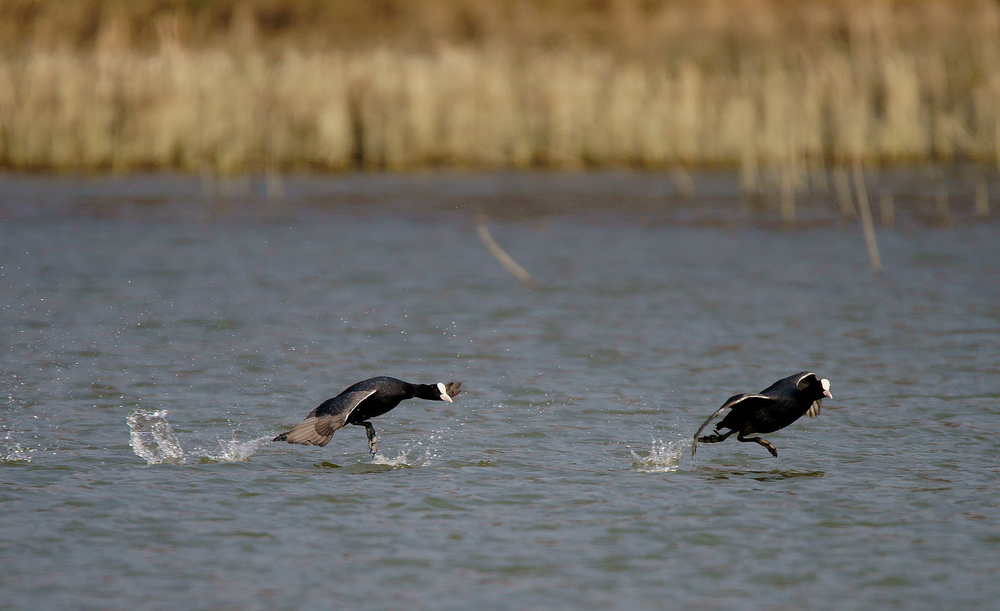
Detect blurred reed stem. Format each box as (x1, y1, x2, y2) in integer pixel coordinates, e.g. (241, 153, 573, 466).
(878, 189, 895, 228)
(975, 179, 990, 217)
(853, 161, 882, 274)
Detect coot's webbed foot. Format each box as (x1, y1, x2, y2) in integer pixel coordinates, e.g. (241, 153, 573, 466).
(738, 433, 778, 457)
(698, 429, 736, 444)
(363, 422, 378, 455)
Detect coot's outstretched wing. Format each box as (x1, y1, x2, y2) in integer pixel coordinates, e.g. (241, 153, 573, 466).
(274, 388, 379, 447)
(788, 372, 824, 418)
(790, 371, 819, 390)
(690, 393, 770, 458)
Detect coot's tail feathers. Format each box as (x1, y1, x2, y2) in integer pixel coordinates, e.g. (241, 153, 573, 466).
(445, 381, 463, 399)
(691, 406, 729, 459)
(274, 414, 341, 447)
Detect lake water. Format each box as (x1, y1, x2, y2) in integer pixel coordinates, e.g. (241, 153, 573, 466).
(1, 171, 999, 609)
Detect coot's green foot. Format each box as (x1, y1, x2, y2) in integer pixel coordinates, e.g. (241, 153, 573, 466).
(698, 430, 735, 444)
(738, 433, 778, 457)
(363, 422, 378, 456)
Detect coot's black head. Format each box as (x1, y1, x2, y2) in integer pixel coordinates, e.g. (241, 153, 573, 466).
(796, 373, 833, 401)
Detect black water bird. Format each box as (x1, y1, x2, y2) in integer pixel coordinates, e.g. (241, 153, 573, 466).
(273, 376, 462, 455)
(691, 372, 832, 458)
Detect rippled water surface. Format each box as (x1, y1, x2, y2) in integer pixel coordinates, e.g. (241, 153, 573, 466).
(2, 173, 999, 609)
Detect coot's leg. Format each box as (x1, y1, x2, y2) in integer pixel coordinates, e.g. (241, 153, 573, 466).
(349, 421, 379, 455)
(737, 433, 777, 457)
(698, 428, 736, 444)
(360, 422, 378, 455)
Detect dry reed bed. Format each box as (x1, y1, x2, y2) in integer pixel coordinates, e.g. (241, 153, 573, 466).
(2, 41, 999, 172)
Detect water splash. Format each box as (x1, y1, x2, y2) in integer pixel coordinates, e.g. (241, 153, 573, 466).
(127, 409, 270, 465)
(127, 409, 186, 464)
(0, 443, 35, 462)
(371, 442, 436, 468)
(2, 432, 34, 463)
(630, 438, 684, 473)
(191, 436, 272, 463)
(3, 444, 33, 463)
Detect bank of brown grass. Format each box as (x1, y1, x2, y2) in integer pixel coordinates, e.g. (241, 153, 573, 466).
(1, 1, 998, 172)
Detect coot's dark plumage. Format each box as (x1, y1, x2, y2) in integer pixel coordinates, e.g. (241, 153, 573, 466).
(273, 376, 462, 455)
(691, 372, 832, 458)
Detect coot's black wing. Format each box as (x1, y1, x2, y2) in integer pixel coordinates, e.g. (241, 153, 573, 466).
(275, 388, 379, 447)
(690, 393, 771, 458)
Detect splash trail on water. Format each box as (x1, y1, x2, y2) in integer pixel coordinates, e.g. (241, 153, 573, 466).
(127, 409, 185, 464)
(2, 432, 34, 463)
(127, 409, 270, 465)
(370, 442, 436, 468)
(192, 435, 274, 463)
(630, 438, 684, 473)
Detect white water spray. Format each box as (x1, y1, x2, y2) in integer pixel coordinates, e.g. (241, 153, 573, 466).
(127, 409, 269, 465)
(630, 438, 684, 473)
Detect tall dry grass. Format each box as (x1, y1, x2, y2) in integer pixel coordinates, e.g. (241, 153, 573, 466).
(1, 1, 999, 173)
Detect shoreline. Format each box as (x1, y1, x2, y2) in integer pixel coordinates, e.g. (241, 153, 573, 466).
(1, 165, 993, 226)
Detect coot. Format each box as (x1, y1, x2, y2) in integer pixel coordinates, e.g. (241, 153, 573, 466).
(273, 376, 462, 455)
(691, 372, 831, 458)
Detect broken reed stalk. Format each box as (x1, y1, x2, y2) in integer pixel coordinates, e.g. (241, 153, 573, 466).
(475, 216, 537, 287)
(852, 161, 883, 274)
(878, 188, 895, 227)
(833, 169, 856, 218)
(975, 179, 989, 217)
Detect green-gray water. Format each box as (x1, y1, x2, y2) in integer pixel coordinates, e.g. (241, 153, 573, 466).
(2, 172, 998, 609)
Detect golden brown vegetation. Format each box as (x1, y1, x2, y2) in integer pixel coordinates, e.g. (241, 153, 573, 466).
(1, 0, 999, 172)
